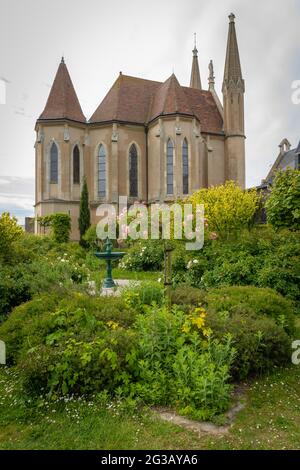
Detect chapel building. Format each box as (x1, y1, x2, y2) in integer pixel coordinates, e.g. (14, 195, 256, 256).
(34, 13, 245, 239)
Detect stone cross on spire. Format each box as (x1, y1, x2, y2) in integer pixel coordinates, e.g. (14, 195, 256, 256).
(189, 33, 202, 90)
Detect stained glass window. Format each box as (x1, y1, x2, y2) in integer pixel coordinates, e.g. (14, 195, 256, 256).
(98, 144, 106, 197)
(50, 142, 58, 183)
(167, 139, 174, 195)
(182, 138, 189, 195)
(129, 144, 138, 197)
(73, 145, 80, 184)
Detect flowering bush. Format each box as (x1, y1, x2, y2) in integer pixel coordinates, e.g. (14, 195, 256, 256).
(120, 240, 164, 271)
(172, 227, 300, 306)
(0, 293, 236, 420)
(132, 305, 235, 419)
(187, 181, 260, 239)
(0, 212, 23, 263)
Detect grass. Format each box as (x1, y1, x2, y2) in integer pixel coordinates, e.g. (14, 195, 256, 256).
(1, 361, 300, 450)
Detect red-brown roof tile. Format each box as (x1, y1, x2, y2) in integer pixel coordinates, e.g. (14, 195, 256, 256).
(148, 74, 193, 121)
(39, 59, 86, 122)
(183, 87, 224, 134)
(90, 74, 160, 124)
(89, 73, 223, 133)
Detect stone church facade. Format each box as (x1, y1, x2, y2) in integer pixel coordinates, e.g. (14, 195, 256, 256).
(35, 13, 245, 240)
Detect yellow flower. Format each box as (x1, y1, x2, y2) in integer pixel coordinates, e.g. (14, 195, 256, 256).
(181, 324, 191, 333)
(107, 320, 119, 330)
(202, 328, 213, 338)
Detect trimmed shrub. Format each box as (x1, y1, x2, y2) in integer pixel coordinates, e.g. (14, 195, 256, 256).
(0, 293, 138, 396)
(204, 286, 295, 335)
(205, 310, 291, 379)
(171, 285, 295, 379)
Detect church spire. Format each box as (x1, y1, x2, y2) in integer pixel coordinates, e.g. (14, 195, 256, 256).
(223, 13, 243, 87)
(222, 13, 245, 189)
(189, 33, 202, 90)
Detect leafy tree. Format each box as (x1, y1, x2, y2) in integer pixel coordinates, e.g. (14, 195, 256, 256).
(0, 212, 23, 262)
(78, 177, 91, 245)
(266, 169, 300, 230)
(187, 181, 260, 238)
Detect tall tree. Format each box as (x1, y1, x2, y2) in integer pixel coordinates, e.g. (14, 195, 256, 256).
(78, 177, 91, 245)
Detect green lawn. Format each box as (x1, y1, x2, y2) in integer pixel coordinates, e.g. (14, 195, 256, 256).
(1, 361, 300, 450)
(92, 265, 162, 283)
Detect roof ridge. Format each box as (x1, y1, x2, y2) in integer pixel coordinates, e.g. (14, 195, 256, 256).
(114, 73, 123, 120)
(119, 74, 162, 84)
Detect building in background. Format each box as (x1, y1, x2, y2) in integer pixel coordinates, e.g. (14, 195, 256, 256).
(263, 138, 300, 185)
(34, 13, 246, 239)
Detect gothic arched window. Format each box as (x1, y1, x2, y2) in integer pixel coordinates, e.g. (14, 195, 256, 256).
(129, 144, 138, 197)
(73, 145, 80, 184)
(166, 139, 174, 195)
(50, 142, 58, 183)
(182, 138, 189, 195)
(98, 144, 106, 197)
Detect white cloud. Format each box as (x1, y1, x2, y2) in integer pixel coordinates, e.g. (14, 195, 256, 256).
(0, 176, 34, 224)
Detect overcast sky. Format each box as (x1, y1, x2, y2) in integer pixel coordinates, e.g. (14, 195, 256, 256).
(0, 0, 299, 221)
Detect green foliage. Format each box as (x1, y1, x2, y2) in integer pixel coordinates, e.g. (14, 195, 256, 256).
(122, 281, 165, 313)
(50, 213, 71, 243)
(266, 169, 300, 230)
(78, 178, 91, 245)
(82, 224, 98, 250)
(170, 285, 207, 312)
(39, 213, 71, 243)
(205, 310, 291, 380)
(171, 285, 295, 379)
(0, 293, 236, 419)
(133, 306, 235, 419)
(0, 212, 23, 262)
(204, 286, 295, 335)
(0, 265, 31, 322)
(172, 227, 300, 306)
(120, 239, 164, 271)
(0, 293, 138, 395)
(187, 181, 260, 238)
(0, 238, 98, 322)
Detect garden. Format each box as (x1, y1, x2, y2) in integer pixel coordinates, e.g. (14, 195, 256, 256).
(0, 169, 300, 450)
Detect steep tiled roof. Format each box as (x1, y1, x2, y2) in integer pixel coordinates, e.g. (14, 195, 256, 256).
(148, 74, 193, 121)
(90, 74, 160, 124)
(39, 59, 86, 122)
(89, 73, 223, 133)
(183, 87, 223, 133)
